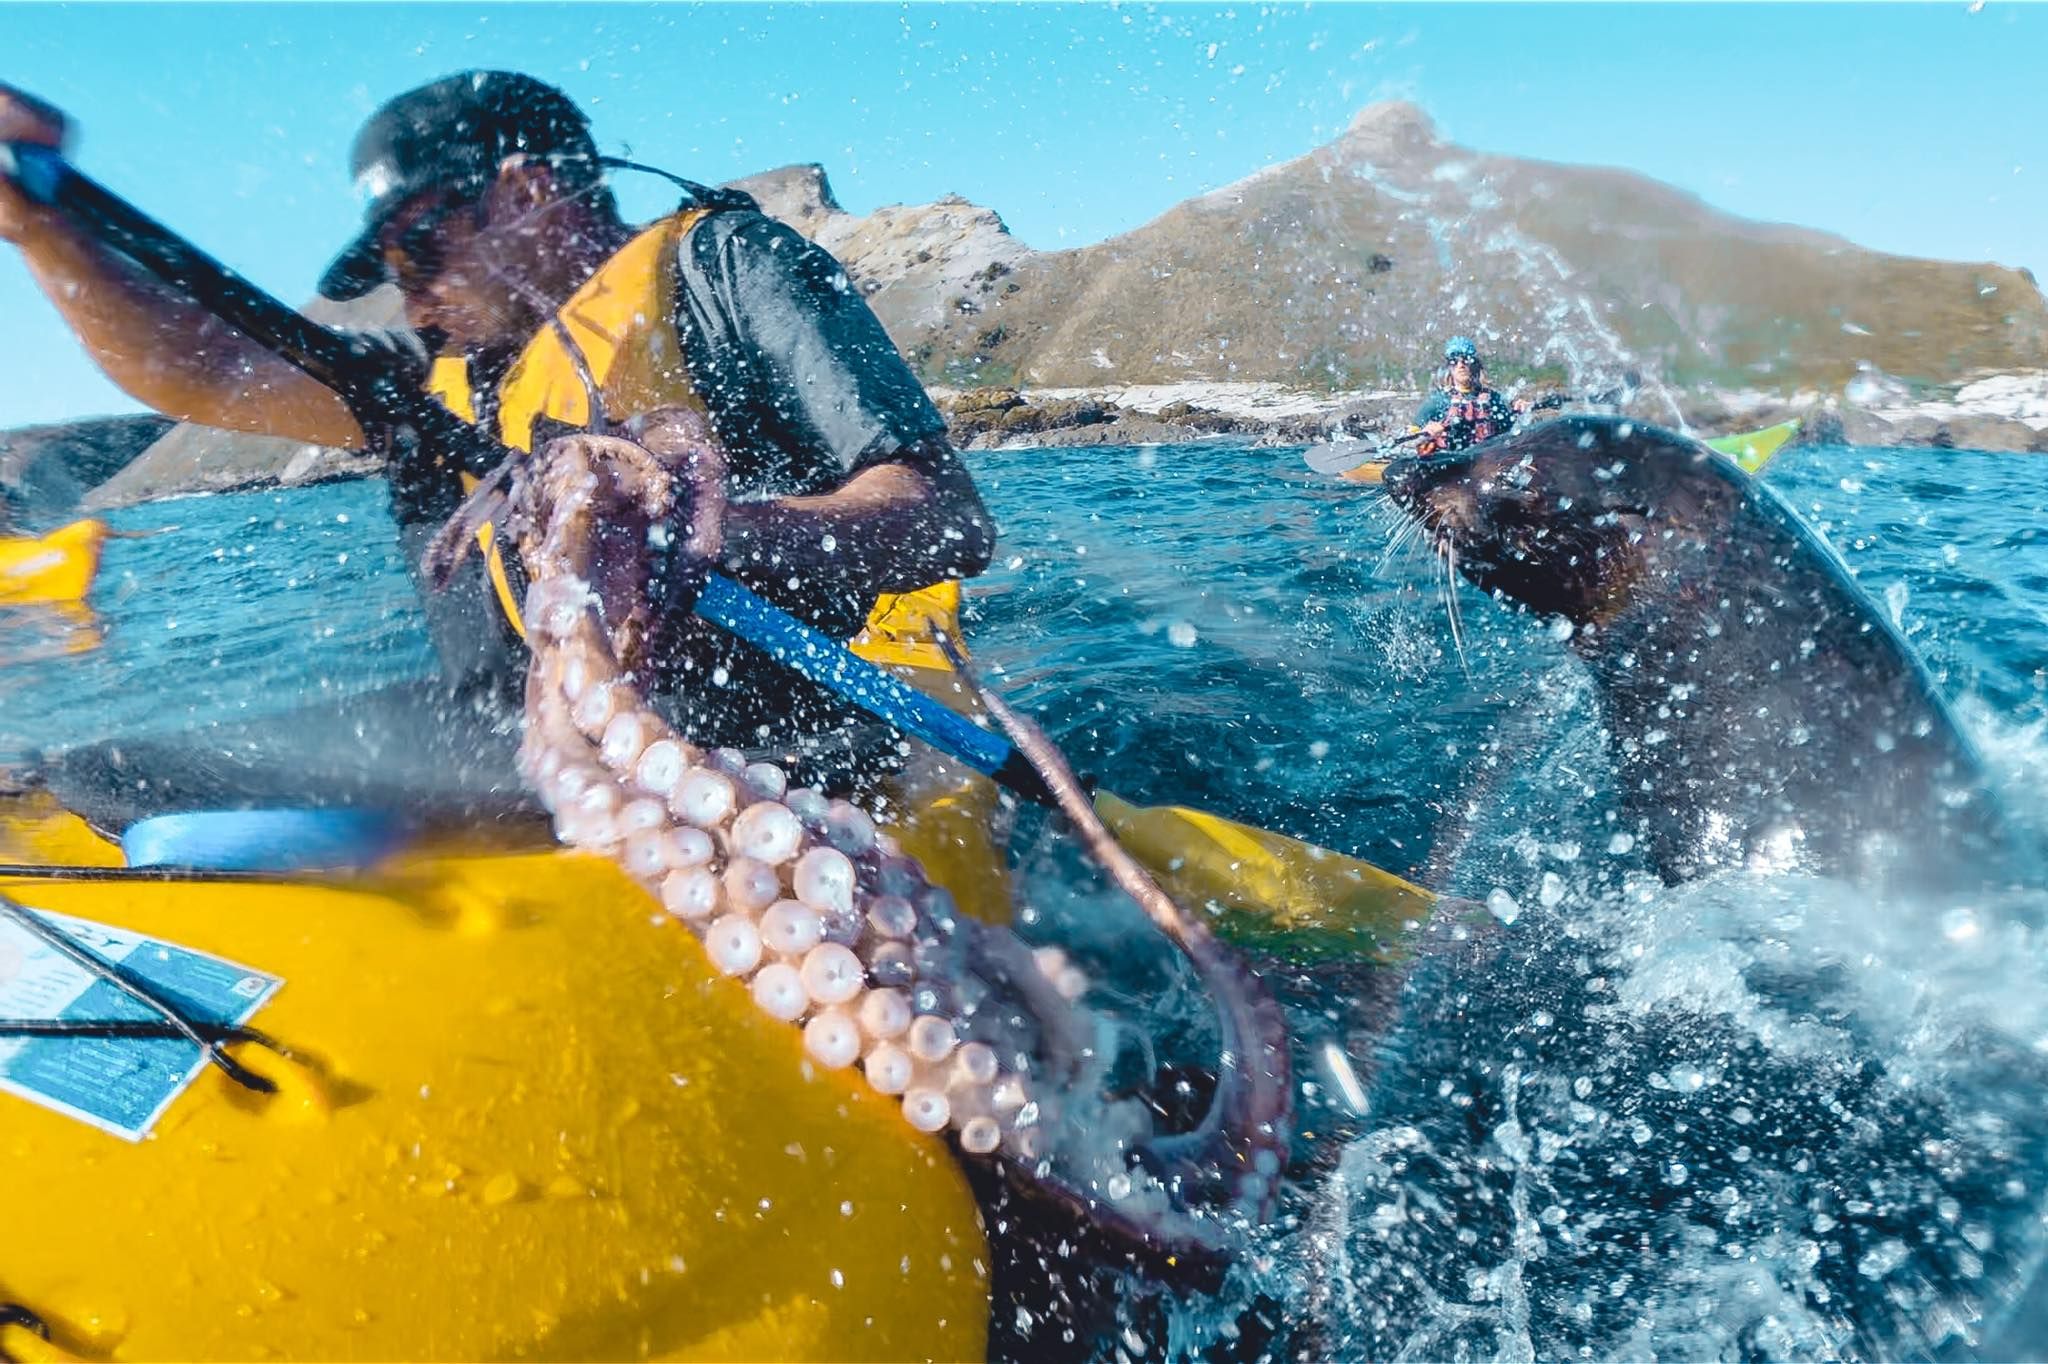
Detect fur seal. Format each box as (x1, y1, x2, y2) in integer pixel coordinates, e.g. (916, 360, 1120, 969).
(1381, 414, 2009, 888)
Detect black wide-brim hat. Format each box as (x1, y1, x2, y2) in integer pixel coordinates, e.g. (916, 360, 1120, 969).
(317, 70, 598, 301)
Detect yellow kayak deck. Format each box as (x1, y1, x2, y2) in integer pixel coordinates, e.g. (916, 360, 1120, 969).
(0, 825, 989, 1362)
(0, 580, 1004, 1362)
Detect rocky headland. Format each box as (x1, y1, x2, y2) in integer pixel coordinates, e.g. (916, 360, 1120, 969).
(0, 414, 173, 526)
(6, 101, 2045, 518)
(928, 372, 2048, 455)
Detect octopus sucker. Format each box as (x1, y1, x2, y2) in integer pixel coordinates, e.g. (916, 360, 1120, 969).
(802, 1008, 864, 1069)
(759, 900, 823, 957)
(672, 768, 739, 829)
(479, 420, 1295, 1274)
(632, 739, 692, 801)
(864, 1042, 914, 1094)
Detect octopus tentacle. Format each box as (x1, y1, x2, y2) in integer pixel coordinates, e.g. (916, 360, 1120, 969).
(951, 643, 1294, 1218)
(487, 423, 1293, 1265)
(419, 452, 519, 592)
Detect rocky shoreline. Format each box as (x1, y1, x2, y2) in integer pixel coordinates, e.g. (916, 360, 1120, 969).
(934, 371, 2048, 455)
(4, 371, 2044, 524)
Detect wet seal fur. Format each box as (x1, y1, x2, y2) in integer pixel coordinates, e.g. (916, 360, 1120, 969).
(1383, 414, 2011, 890)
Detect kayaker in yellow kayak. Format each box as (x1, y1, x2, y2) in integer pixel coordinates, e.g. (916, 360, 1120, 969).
(1412, 335, 1532, 456)
(1, 73, 993, 787)
(1, 74, 1305, 1361)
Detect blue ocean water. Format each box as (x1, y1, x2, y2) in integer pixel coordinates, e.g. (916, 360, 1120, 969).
(3, 438, 2046, 1358)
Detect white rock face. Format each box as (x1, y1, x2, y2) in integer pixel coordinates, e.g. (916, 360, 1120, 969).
(728, 168, 1033, 335)
(1949, 372, 2048, 430)
(1854, 369, 2048, 433)
(1027, 381, 1409, 423)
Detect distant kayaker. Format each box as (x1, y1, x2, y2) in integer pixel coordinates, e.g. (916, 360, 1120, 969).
(1412, 336, 1531, 456)
(0, 73, 992, 782)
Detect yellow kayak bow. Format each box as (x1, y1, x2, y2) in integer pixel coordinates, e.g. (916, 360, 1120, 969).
(1704, 417, 1802, 474)
(0, 519, 108, 607)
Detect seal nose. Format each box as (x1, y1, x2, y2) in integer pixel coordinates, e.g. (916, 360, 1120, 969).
(1379, 456, 1419, 505)
(1380, 454, 1449, 509)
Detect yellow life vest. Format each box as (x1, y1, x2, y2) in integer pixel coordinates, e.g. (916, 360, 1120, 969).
(417, 211, 1008, 927)
(424, 209, 959, 673)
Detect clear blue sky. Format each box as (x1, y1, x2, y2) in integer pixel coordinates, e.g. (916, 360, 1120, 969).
(5, 2, 2041, 425)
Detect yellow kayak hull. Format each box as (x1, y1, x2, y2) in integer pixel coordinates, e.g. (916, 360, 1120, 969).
(0, 837, 990, 1362)
(0, 519, 108, 608)
(1310, 418, 1804, 483)
(1095, 792, 1430, 963)
(0, 583, 1006, 1363)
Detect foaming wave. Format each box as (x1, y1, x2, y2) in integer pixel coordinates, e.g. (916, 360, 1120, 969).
(1956, 695, 2048, 851)
(1281, 858, 2048, 1361)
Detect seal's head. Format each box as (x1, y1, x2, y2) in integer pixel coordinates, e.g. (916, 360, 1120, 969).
(1382, 415, 1747, 629)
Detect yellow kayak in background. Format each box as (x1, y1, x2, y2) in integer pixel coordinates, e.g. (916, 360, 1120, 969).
(1704, 417, 1802, 474)
(0, 519, 108, 607)
(1305, 417, 1805, 483)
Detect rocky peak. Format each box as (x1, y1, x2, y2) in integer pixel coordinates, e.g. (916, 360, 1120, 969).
(1340, 101, 1442, 162)
(723, 163, 844, 234)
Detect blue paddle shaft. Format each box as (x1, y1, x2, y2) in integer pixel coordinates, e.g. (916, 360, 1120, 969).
(0, 142, 63, 204)
(693, 574, 1015, 778)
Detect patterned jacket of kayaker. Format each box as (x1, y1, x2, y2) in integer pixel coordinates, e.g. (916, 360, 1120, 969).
(1413, 384, 1515, 456)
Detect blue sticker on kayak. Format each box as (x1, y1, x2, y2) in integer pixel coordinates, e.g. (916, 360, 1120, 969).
(0, 907, 280, 1141)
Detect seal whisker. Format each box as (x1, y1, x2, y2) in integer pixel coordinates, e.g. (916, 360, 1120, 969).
(1441, 537, 1473, 680)
(1385, 504, 1426, 561)
(1375, 499, 1442, 584)
(1373, 511, 1420, 579)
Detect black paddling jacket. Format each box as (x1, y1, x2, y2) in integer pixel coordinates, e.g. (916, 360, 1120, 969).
(350, 201, 950, 778)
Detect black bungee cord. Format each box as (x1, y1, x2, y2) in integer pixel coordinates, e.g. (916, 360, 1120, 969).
(0, 889, 276, 1094)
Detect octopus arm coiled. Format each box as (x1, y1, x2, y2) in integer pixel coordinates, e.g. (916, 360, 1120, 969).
(948, 640, 1294, 1219)
(506, 431, 1043, 1160)
(492, 425, 1294, 1271)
